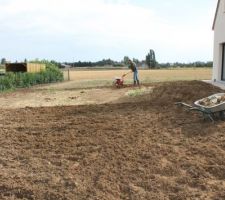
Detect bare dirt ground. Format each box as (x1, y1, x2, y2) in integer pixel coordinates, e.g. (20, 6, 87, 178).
(1, 81, 225, 199)
(0, 67, 211, 109)
(0, 85, 152, 108)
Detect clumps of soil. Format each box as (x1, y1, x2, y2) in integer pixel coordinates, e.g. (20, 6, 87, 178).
(118, 81, 223, 107)
(44, 97, 56, 102)
(1, 81, 225, 199)
(152, 81, 223, 104)
(69, 96, 78, 100)
(199, 94, 225, 107)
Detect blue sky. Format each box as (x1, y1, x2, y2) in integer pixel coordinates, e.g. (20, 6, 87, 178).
(0, 0, 217, 62)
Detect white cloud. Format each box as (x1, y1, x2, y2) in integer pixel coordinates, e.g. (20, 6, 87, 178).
(0, 0, 156, 35)
(0, 0, 215, 62)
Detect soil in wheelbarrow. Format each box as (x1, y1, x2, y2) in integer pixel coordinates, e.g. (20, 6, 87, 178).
(1, 81, 225, 199)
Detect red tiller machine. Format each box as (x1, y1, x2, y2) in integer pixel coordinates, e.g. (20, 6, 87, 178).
(113, 75, 125, 88)
(113, 72, 131, 88)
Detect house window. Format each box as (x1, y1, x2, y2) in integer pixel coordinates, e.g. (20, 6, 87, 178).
(222, 43, 225, 80)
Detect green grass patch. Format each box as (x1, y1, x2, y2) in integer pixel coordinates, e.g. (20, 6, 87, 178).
(126, 87, 153, 97)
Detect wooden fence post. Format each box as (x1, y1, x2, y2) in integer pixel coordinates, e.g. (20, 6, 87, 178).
(68, 69, 70, 81)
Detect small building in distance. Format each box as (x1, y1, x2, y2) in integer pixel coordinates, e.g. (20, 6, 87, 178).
(5, 63, 46, 73)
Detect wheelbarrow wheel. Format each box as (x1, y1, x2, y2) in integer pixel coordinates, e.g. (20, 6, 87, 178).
(219, 111, 225, 121)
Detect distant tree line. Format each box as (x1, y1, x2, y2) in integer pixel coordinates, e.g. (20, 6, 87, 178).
(64, 59, 123, 68)
(29, 59, 62, 68)
(63, 59, 212, 69)
(1, 54, 213, 69)
(158, 61, 213, 68)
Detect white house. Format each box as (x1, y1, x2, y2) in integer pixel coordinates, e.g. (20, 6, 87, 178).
(213, 0, 225, 82)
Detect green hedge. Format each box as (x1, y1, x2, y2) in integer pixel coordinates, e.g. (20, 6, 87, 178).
(0, 64, 63, 91)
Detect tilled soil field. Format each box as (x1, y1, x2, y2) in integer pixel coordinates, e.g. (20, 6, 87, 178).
(1, 81, 225, 199)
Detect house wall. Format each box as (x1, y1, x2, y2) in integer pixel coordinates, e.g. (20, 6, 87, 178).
(213, 0, 225, 81)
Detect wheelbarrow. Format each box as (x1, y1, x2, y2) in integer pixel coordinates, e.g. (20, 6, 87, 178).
(175, 93, 225, 122)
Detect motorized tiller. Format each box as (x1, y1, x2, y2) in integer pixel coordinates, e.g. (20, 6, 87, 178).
(114, 76, 124, 88)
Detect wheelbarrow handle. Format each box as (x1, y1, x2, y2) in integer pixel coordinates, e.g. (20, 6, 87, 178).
(175, 102, 215, 123)
(175, 102, 193, 108)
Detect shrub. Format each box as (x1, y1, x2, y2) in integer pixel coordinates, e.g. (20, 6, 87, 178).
(0, 64, 63, 92)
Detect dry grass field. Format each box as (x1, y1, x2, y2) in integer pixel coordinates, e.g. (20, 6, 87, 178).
(63, 68, 212, 83)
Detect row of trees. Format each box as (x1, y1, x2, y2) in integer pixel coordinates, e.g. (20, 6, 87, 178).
(63, 49, 212, 69)
(64, 59, 123, 68)
(1, 51, 213, 69)
(63, 52, 157, 68)
(144, 50, 212, 68)
(159, 61, 213, 68)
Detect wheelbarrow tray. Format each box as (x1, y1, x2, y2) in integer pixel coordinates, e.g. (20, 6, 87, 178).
(194, 93, 225, 113)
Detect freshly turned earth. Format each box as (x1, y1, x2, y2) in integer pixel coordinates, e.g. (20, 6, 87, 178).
(1, 81, 225, 199)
